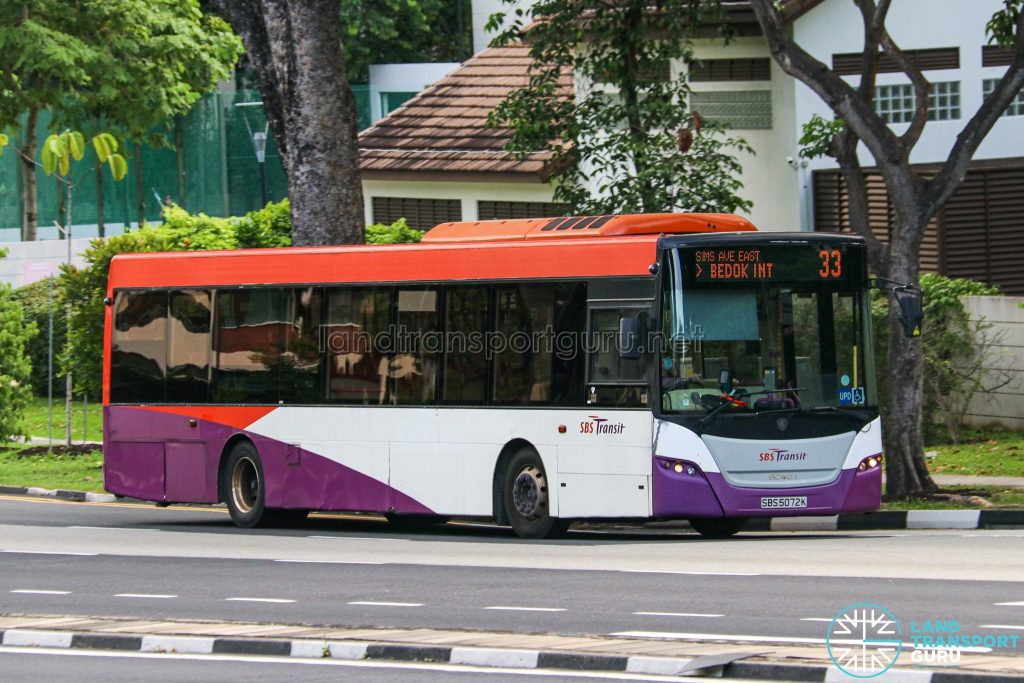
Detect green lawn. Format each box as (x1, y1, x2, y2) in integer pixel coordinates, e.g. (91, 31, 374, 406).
(925, 430, 1024, 478)
(22, 397, 103, 443)
(881, 486, 1024, 510)
(0, 445, 105, 492)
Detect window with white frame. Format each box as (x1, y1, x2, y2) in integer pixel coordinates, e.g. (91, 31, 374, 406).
(983, 79, 1024, 116)
(928, 81, 960, 120)
(874, 82, 960, 123)
(875, 84, 915, 123)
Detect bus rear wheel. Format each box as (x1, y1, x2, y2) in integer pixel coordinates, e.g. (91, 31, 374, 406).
(689, 517, 748, 539)
(503, 448, 568, 539)
(223, 442, 269, 528)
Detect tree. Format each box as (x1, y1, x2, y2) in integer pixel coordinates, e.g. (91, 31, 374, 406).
(340, 0, 472, 84)
(748, 0, 1024, 498)
(0, 1, 242, 238)
(209, 0, 365, 246)
(0, 249, 35, 444)
(488, 0, 752, 215)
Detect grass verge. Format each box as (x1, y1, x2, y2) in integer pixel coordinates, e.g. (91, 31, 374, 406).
(22, 397, 103, 443)
(925, 430, 1024, 478)
(0, 444, 105, 492)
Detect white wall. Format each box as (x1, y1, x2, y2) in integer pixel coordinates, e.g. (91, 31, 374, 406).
(793, 0, 1021, 170)
(962, 296, 1024, 430)
(363, 179, 559, 225)
(0, 238, 94, 288)
(689, 37, 803, 232)
(368, 63, 460, 123)
(472, 0, 536, 55)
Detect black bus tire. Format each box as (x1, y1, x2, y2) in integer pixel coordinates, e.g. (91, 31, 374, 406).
(689, 517, 748, 538)
(503, 447, 569, 539)
(222, 441, 269, 528)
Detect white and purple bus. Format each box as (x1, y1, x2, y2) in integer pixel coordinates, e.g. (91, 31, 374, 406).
(103, 213, 886, 538)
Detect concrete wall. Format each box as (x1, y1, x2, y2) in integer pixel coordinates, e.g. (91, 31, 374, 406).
(962, 296, 1024, 430)
(0, 238, 94, 289)
(368, 63, 460, 123)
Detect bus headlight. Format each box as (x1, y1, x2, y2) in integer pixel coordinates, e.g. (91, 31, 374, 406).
(857, 454, 882, 472)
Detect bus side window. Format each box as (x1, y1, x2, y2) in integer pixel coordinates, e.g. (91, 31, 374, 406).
(393, 289, 440, 405)
(325, 287, 392, 404)
(111, 290, 168, 403)
(167, 290, 210, 403)
(280, 287, 322, 404)
(211, 288, 287, 404)
(492, 285, 554, 405)
(443, 287, 488, 404)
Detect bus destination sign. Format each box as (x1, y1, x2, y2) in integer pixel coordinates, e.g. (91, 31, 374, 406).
(683, 244, 860, 285)
(693, 248, 774, 281)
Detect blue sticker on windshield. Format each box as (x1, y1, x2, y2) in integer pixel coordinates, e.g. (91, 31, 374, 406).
(840, 374, 850, 387)
(839, 387, 865, 405)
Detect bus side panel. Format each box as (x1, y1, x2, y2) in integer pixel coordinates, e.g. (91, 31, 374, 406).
(104, 441, 164, 501)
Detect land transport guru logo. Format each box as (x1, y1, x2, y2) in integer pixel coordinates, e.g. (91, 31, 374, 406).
(825, 602, 1022, 678)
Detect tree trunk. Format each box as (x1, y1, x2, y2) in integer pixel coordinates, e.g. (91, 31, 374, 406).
(95, 164, 105, 238)
(881, 224, 938, 499)
(133, 141, 146, 227)
(19, 107, 40, 241)
(210, 0, 365, 245)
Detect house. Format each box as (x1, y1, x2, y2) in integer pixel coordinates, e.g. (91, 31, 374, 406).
(359, 0, 1024, 294)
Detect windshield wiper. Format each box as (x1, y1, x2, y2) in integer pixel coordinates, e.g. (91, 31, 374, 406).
(805, 405, 873, 421)
(698, 387, 806, 428)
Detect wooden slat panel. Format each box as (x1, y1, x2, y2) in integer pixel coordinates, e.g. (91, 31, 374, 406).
(690, 58, 771, 82)
(832, 47, 959, 75)
(477, 201, 570, 220)
(982, 46, 1015, 67)
(371, 197, 462, 232)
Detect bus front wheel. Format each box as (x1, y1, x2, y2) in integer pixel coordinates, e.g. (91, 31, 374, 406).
(689, 517, 748, 538)
(223, 442, 269, 528)
(503, 448, 568, 539)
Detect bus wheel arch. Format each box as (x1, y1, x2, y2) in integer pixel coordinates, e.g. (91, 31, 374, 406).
(496, 442, 568, 539)
(217, 434, 253, 504)
(219, 437, 270, 528)
(492, 439, 534, 526)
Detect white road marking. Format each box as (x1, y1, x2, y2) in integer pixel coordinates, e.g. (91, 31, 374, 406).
(273, 559, 383, 565)
(115, 593, 177, 599)
(620, 570, 759, 577)
(10, 589, 70, 595)
(68, 526, 154, 531)
(0, 646, 694, 681)
(225, 597, 296, 604)
(484, 606, 567, 612)
(348, 601, 423, 607)
(995, 601, 1024, 606)
(800, 618, 833, 622)
(632, 612, 722, 618)
(980, 624, 1024, 630)
(307, 535, 405, 542)
(609, 631, 991, 653)
(2, 550, 98, 556)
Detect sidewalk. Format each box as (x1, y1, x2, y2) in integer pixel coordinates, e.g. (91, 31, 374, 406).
(0, 613, 1020, 681)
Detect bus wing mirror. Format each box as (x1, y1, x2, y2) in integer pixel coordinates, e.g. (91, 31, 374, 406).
(874, 278, 923, 338)
(618, 315, 644, 360)
(895, 289, 923, 338)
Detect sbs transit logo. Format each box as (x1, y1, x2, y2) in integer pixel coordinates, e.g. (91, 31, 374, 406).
(578, 416, 626, 435)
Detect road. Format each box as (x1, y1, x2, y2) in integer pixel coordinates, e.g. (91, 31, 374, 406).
(1, 494, 1023, 648)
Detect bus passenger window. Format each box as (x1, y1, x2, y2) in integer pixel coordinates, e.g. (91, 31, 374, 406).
(393, 289, 440, 405)
(325, 287, 391, 404)
(111, 290, 168, 403)
(280, 287, 322, 404)
(211, 288, 287, 404)
(492, 285, 554, 405)
(443, 287, 488, 404)
(167, 290, 210, 403)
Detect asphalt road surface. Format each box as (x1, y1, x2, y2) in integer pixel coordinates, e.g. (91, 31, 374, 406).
(1, 495, 1023, 648)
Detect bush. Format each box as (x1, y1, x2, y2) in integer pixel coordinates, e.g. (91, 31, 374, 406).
(0, 280, 36, 441)
(872, 274, 1001, 445)
(234, 199, 292, 248)
(366, 218, 424, 244)
(11, 279, 67, 397)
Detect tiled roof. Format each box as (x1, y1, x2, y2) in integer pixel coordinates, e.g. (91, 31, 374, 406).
(358, 46, 570, 179)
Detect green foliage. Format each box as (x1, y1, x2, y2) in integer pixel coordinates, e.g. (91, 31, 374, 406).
(987, 0, 1021, 46)
(0, 282, 36, 442)
(798, 114, 846, 160)
(11, 279, 67, 398)
(41, 130, 127, 181)
(366, 218, 424, 244)
(488, 0, 752, 215)
(234, 199, 293, 248)
(159, 205, 237, 250)
(340, 0, 471, 83)
(872, 274, 1002, 444)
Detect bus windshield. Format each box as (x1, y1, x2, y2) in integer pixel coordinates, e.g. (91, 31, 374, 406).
(659, 244, 876, 414)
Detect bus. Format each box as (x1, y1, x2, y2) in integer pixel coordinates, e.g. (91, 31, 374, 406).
(103, 212, 888, 538)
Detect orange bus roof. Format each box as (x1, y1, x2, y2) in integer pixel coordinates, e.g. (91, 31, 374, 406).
(421, 213, 756, 243)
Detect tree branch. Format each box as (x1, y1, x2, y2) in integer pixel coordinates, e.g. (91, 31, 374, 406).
(748, 0, 905, 172)
(922, 7, 1024, 218)
(877, 28, 929, 151)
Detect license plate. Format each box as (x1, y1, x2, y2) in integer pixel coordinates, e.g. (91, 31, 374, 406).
(760, 496, 807, 509)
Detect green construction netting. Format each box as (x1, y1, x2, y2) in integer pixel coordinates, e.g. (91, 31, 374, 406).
(0, 87, 373, 235)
